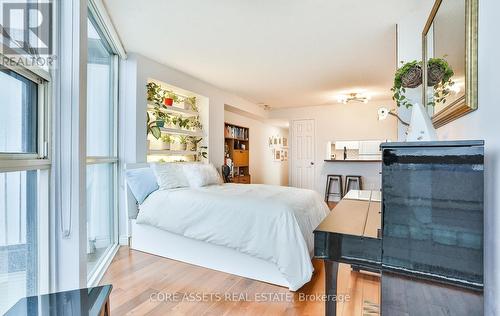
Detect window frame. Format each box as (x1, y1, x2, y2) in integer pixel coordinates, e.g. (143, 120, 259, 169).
(0, 58, 51, 305)
(85, 9, 120, 285)
(0, 59, 51, 165)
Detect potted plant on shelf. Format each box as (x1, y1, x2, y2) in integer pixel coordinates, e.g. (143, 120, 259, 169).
(153, 107, 170, 128)
(183, 96, 197, 111)
(187, 137, 202, 151)
(160, 134, 174, 150)
(188, 116, 203, 131)
(178, 135, 188, 151)
(172, 116, 190, 130)
(163, 90, 180, 107)
(146, 82, 165, 106)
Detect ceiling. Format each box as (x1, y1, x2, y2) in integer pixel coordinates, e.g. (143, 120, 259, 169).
(103, 0, 428, 108)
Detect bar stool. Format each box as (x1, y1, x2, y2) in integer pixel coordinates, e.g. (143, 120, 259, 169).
(345, 175, 362, 194)
(325, 175, 343, 202)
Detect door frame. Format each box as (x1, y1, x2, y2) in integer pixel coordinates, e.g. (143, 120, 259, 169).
(289, 119, 316, 190)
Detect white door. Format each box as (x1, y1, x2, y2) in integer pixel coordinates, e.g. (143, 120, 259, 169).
(291, 119, 315, 190)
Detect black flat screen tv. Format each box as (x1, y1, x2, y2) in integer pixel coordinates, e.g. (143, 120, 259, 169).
(381, 140, 484, 289)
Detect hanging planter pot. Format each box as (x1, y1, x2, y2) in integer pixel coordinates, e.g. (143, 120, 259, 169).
(391, 60, 423, 108)
(427, 58, 454, 87)
(427, 63, 445, 86)
(401, 64, 422, 88)
(163, 98, 174, 106)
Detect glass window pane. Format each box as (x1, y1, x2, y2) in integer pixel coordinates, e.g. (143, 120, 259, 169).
(87, 17, 114, 157)
(0, 69, 38, 154)
(86, 163, 114, 276)
(0, 170, 38, 314)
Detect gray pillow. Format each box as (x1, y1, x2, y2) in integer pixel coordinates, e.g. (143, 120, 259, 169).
(125, 168, 159, 204)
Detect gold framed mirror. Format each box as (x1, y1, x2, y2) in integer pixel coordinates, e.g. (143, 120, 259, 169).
(422, 0, 478, 128)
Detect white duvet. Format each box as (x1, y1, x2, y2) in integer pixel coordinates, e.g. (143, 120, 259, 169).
(136, 183, 329, 291)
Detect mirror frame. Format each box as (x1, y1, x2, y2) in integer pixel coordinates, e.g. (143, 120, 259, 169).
(422, 0, 478, 128)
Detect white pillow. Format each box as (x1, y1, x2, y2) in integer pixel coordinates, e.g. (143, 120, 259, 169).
(183, 164, 222, 188)
(151, 163, 189, 190)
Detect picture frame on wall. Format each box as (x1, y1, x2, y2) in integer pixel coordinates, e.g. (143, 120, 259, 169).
(282, 137, 288, 148)
(283, 149, 288, 161)
(274, 149, 281, 161)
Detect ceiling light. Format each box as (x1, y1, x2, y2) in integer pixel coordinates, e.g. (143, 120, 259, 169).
(336, 92, 371, 104)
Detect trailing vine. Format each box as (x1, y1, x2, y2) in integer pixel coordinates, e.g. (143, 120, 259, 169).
(391, 58, 455, 109)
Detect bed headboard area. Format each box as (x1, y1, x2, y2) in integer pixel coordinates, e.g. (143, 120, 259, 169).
(124, 163, 151, 219)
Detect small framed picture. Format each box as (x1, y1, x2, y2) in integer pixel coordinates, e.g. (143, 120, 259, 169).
(283, 149, 288, 161)
(268, 137, 273, 147)
(273, 137, 278, 146)
(282, 137, 288, 147)
(274, 149, 281, 161)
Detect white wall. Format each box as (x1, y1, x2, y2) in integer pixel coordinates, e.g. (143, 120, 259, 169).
(396, 1, 435, 139)
(436, 0, 500, 313)
(269, 101, 397, 195)
(224, 110, 288, 186)
(118, 53, 264, 241)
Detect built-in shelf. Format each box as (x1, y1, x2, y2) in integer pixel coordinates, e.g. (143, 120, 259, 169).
(159, 127, 203, 137)
(147, 103, 198, 117)
(225, 137, 249, 141)
(148, 150, 198, 156)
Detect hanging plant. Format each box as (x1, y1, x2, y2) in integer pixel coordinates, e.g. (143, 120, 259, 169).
(391, 58, 455, 109)
(391, 60, 422, 108)
(427, 57, 455, 107)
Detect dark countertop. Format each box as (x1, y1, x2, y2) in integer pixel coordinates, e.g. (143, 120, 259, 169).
(4, 285, 112, 316)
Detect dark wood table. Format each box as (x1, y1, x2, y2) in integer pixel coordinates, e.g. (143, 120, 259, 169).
(4, 285, 112, 316)
(314, 191, 483, 316)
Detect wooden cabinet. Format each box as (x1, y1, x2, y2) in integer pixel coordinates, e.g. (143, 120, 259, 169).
(233, 175, 251, 184)
(233, 150, 249, 166)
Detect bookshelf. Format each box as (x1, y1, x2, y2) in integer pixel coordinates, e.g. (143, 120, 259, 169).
(224, 122, 251, 184)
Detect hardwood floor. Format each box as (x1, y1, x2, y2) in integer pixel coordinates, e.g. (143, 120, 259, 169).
(100, 247, 380, 315)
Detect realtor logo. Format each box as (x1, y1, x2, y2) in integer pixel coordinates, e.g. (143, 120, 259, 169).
(1, 1, 53, 56)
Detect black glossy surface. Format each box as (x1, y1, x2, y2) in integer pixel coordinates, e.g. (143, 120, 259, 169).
(4, 285, 112, 316)
(381, 141, 484, 289)
(381, 271, 483, 316)
(314, 231, 381, 270)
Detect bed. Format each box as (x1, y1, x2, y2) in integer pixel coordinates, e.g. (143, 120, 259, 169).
(125, 163, 329, 291)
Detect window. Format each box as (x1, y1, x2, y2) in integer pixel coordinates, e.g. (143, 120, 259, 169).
(86, 12, 118, 281)
(0, 67, 49, 314)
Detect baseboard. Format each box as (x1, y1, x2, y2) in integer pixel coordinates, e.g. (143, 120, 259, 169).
(119, 235, 129, 246)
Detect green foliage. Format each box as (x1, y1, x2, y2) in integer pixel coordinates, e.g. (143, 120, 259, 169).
(391, 58, 455, 109)
(391, 60, 421, 108)
(146, 112, 161, 139)
(161, 134, 174, 144)
(146, 82, 165, 106)
(178, 135, 188, 145)
(198, 146, 208, 161)
(189, 116, 203, 130)
(427, 57, 455, 107)
(164, 90, 181, 103)
(171, 116, 191, 129)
